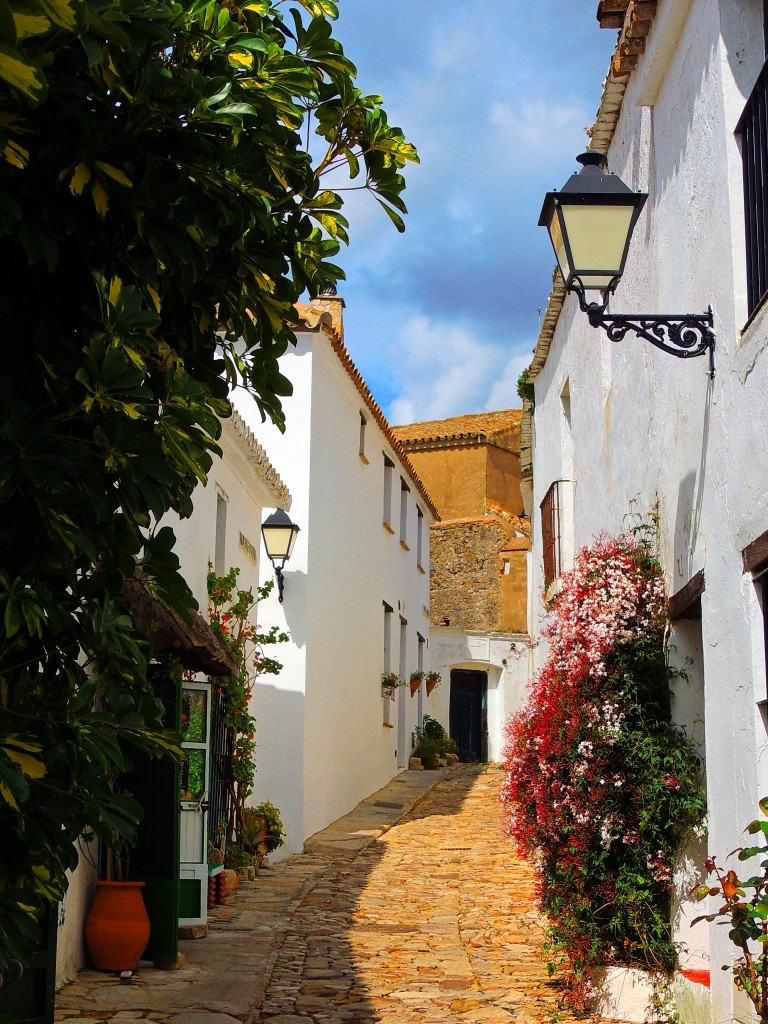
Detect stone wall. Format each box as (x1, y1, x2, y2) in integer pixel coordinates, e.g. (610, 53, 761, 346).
(430, 519, 512, 632)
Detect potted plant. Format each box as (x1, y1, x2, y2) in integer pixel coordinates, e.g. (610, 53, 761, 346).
(425, 670, 441, 696)
(252, 800, 285, 853)
(83, 833, 151, 972)
(409, 670, 424, 696)
(381, 671, 403, 699)
(242, 807, 269, 851)
(420, 715, 459, 765)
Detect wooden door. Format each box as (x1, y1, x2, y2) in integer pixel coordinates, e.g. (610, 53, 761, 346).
(449, 670, 488, 762)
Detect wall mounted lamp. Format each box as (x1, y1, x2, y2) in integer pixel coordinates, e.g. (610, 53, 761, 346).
(260, 509, 300, 603)
(539, 152, 715, 378)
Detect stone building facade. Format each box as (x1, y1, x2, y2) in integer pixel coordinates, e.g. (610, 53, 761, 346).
(390, 411, 531, 763)
(392, 410, 529, 634)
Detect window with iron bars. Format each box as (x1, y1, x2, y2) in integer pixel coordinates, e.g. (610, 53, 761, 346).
(540, 480, 564, 588)
(737, 9, 768, 319)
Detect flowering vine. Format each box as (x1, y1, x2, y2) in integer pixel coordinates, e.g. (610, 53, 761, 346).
(500, 531, 706, 1008)
(207, 566, 288, 859)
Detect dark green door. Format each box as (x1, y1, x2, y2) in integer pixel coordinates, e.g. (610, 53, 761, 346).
(449, 670, 487, 762)
(0, 908, 56, 1024)
(123, 666, 181, 966)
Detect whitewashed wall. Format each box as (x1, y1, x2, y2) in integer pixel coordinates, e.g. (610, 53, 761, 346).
(236, 327, 433, 855)
(529, 1, 768, 1019)
(169, 418, 285, 603)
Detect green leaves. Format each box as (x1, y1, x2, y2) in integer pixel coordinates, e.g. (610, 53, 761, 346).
(0, 0, 87, 105)
(0, 0, 415, 975)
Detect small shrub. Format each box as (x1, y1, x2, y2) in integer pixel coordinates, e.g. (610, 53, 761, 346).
(414, 735, 441, 770)
(517, 367, 534, 402)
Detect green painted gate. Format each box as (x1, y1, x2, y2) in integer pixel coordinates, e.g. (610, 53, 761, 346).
(0, 909, 56, 1024)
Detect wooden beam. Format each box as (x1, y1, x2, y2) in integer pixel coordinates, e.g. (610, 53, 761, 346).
(668, 569, 705, 621)
(743, 527, 768, 574)
(122, 578, 236, 676)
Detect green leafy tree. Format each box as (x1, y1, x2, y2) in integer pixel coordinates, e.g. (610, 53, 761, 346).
(0, 0, 417, 971)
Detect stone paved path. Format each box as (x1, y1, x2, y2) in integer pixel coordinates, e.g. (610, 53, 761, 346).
(56, 765, 604, 1024)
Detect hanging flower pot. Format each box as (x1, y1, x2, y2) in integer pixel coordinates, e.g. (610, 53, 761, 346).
(381, 671, 403, 699)
(425, 672, 441, 696)
(84, 881, 150, 971)
(409, 672, 424, 696)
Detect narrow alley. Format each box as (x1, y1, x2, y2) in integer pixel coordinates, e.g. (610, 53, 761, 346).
(56, 765, 602, 1024)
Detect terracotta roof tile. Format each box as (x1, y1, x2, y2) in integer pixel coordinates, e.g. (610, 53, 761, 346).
(485, 500, 531, 538)
(390, 409, 522, 447)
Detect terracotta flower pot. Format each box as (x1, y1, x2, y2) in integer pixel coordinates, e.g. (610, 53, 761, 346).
(84, 881, 150, 971)
(409, 677, 421, 696)
(426, 678, 439, 696)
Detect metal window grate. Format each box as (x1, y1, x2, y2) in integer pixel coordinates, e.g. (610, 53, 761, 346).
(540, 481, 563, 588)
(738, 60, 768, 317)
(208, 686, 233, 846)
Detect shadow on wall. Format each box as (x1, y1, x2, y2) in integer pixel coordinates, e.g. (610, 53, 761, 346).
(674, 469, 697, 586)
(672, 376, 712, 588)
(249, 682, 305, 857)
(274, 568, 308, 648)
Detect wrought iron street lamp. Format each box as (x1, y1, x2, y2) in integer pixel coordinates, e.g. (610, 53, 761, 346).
(261, 509, 300, 603)
(539, 151, 715, 377)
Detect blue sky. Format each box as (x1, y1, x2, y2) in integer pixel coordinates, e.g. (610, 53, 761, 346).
(313, 1, 617, 425)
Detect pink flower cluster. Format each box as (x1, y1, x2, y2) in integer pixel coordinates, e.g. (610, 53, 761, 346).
(544, 533, 666, 681)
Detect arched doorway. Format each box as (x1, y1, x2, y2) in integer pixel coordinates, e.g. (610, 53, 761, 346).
(449, 669, 488, 761)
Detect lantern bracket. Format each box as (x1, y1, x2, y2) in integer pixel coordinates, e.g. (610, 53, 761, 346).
(274, 566, 286, 603)
(571, 279, 716, 379)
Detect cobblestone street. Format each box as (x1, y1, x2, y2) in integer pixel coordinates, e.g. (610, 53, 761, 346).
(57, 765, 601, 1024)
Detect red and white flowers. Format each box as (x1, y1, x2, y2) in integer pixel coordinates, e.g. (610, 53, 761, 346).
(499, 530, 705, 1008)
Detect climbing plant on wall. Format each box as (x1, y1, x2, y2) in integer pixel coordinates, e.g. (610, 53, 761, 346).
(207, 567, 287, 863)
(500, 531, 706, 1009)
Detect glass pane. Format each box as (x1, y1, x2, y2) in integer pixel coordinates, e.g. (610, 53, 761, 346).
(181, 749, 207, 801)
(561, 203, 634, 284)
(182, 688, 208, 743)
(547, 209, 570, 282)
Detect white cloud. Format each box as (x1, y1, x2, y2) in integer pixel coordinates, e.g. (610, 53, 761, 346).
(484, 351, 534, 411)
(490, 98, 593, 168)
(386, 314, 528, 425)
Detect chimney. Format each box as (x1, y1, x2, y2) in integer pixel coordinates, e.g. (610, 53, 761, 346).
(310, 281, 345, 341)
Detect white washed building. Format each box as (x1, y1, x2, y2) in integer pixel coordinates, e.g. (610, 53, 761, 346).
(170, 409, 292, 601)
(235, 293, 439, 858)
(523, 3, 768, 1021)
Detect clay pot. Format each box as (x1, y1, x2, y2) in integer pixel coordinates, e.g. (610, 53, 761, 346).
(84, 881, 150, 971)
(409, 677, 421, 696)
(426, 678, 439, 696)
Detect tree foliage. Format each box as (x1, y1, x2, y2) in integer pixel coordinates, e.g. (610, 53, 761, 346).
(0, 0, 416, 971)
